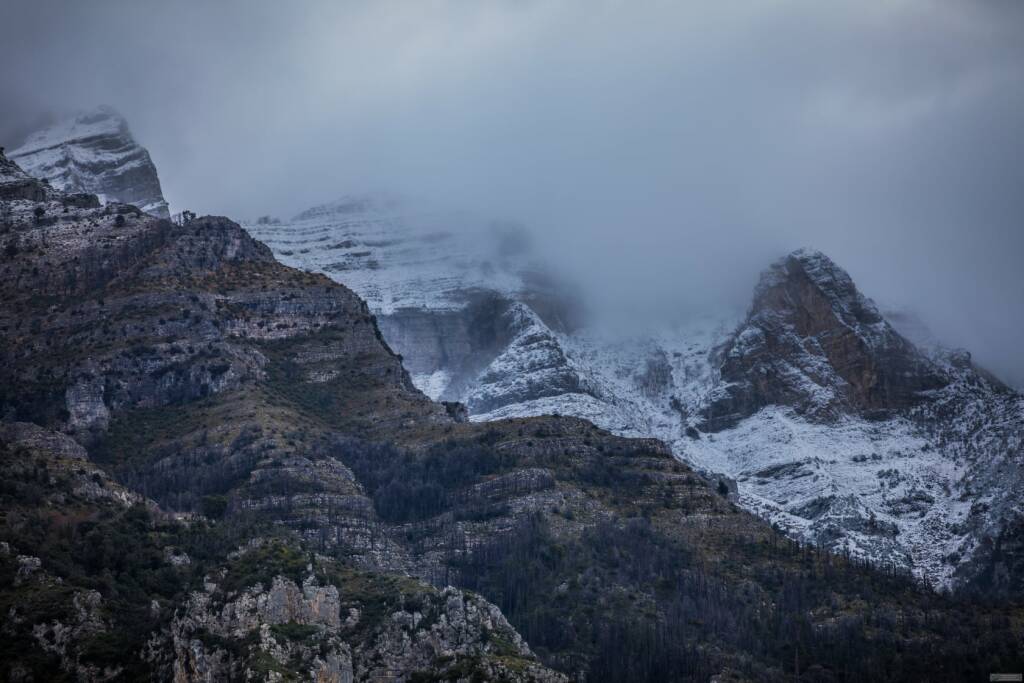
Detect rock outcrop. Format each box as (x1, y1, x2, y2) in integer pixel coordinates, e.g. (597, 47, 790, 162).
(0, 186, 444, 441)
(0, 148, 48, 202)
(168, 555, 565, 683)
(11, 106, 170, 218)
(702, 248, 948, 430)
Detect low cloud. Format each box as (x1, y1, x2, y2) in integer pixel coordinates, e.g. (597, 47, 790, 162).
(2, 0, 1022, 385)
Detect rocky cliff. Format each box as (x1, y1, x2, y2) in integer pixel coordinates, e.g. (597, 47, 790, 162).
(0, 421, 563, 682)
(0, 149, 49, 202)
(11, 106, 170, 218)
(701, 248, 948, 430)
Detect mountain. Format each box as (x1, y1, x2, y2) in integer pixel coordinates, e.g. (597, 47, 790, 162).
(245, 195, 589, 410)
(253, 198, 1024, 596)
(701, 248, 949, 430)
(685, 249, 1024, 592)
(3, 94, 1021, 663)
(3, 149, 1021, 681)
(10, 106, 170, 218)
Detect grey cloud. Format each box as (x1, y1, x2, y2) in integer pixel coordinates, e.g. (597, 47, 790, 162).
(1, 0, 1022, 385)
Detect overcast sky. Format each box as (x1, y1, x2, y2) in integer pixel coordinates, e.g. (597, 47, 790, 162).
(2, 0, 1023, 386)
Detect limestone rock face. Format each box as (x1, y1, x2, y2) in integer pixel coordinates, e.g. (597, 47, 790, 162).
(11, 106, 170, 218)
(702, 248, 948, 429)
(168, 564, 565, 683)
(0, 177, 441, 441)
(0, 421, 145, 507)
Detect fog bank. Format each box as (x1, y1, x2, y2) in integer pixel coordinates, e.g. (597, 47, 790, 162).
(2, 0, 1022, 385)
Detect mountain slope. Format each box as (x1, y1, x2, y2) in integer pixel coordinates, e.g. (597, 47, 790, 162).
(245, 194, 586, 412)
(11, 106, 170, 218)
(251, 194, 1024, 594)
(3, 149, 1023, 681)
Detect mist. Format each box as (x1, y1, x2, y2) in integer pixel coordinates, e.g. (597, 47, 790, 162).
(2, 0, 1023, 386)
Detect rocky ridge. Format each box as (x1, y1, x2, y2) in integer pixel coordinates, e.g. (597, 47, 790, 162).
(0, 152, 560, 680)
(167, 548, 565, 683)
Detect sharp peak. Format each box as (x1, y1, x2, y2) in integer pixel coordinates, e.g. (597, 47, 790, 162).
(766, 247, 855, 284)
(754, 247, 879, 315)
(780, 247, 840, 268)
(12, 105, 131, 156)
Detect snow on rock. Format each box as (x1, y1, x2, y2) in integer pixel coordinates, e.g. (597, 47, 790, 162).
(0, 148, 49, 202)
(250, 198, 1024, 592)
(245, 194, 532, 314)
(245, 195, 582, 410)
(465, 302, 588, 414)
(11, 106, 169, 218)
(462, 253, 1024, 592)
(702, 248, 947, 430)
(680, 406, 970, 585)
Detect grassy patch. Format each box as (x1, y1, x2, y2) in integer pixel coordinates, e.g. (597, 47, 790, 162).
(221, 541, 311, 594)
(270, 621, 321, 642)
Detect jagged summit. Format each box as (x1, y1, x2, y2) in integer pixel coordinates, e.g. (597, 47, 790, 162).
(702, 248, 948, 429)
(757, 248, 881, 319)
(11, 105, 170, 218)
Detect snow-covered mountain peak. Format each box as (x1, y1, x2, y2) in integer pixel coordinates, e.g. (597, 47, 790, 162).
(703, 247, 949, 430)
(756, 247, 882, 325)
(15, 106, 127, 155)
(246, 193, 549, 315)
(11, 106, 169, 218)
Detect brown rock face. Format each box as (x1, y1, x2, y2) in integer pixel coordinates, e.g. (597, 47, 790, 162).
(702, 248, 947, 429)
(0, 180, 442, 439)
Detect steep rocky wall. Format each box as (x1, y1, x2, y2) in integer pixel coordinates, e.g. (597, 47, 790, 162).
(0, 176, 441, 440)
(703, 249, 948, 429)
